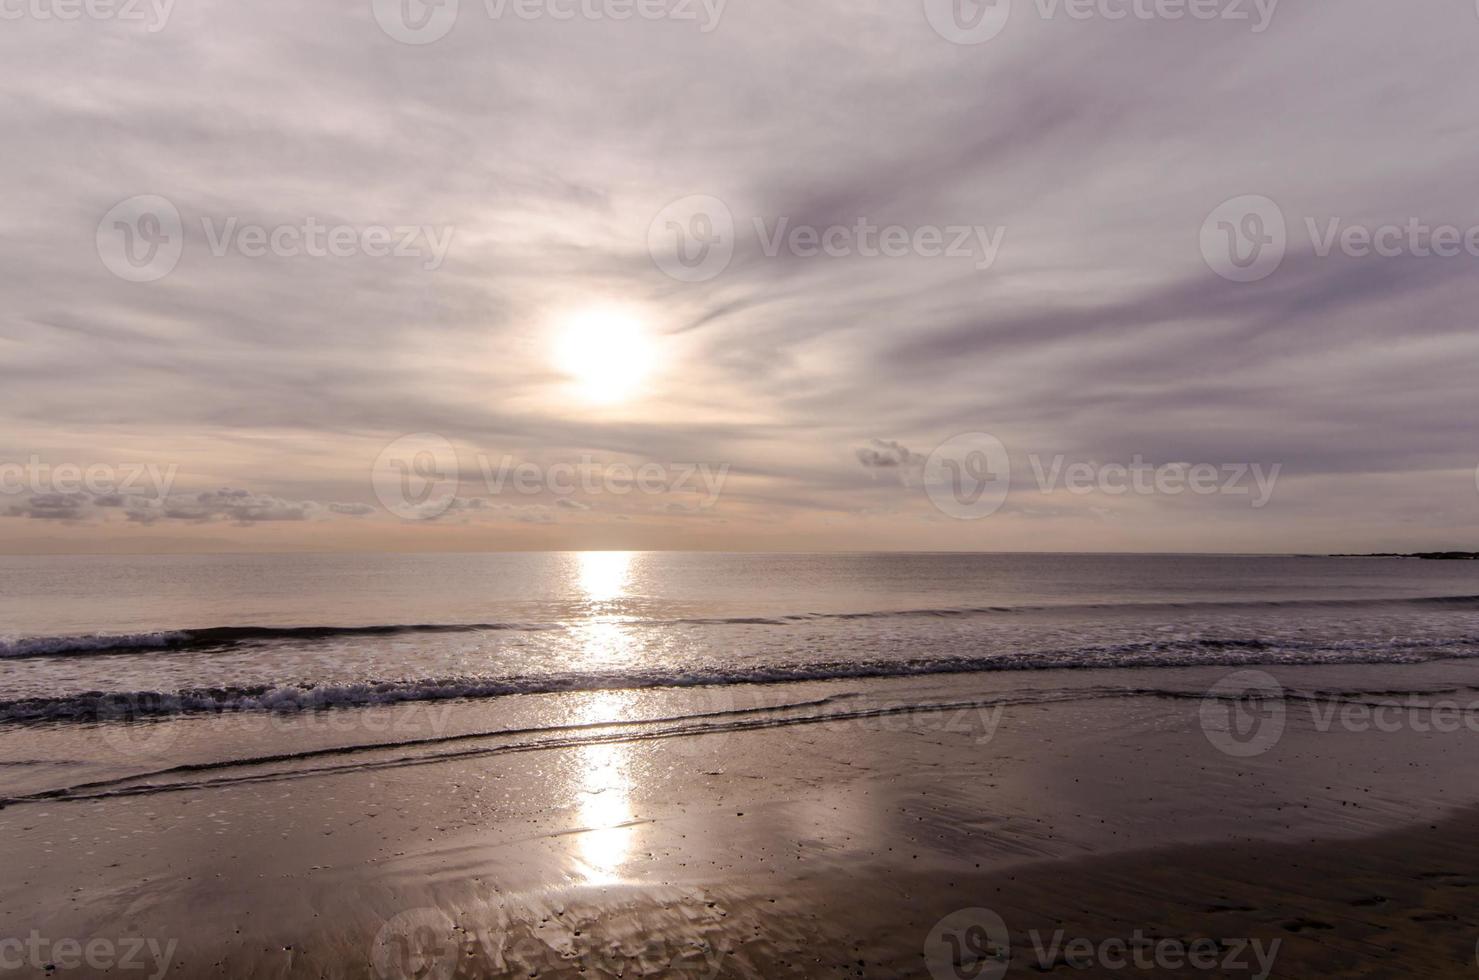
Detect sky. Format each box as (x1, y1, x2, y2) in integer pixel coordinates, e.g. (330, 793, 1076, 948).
(2, 0, 1478, 554)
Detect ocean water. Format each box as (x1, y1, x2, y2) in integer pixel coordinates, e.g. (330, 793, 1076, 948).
(3, 551, 1479, 726)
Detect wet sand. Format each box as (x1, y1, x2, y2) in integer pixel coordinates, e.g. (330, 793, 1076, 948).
(3, 662, 1479, 978)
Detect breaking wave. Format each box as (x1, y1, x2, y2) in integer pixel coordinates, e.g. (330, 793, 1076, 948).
(6, 592, 1479, 660)
(4, 635, 1477, 725)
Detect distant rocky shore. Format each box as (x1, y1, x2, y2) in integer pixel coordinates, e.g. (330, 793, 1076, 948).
(1330, 552, 1479, 560)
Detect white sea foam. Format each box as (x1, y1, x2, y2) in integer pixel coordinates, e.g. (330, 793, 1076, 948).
(2, 636, 1476, 725)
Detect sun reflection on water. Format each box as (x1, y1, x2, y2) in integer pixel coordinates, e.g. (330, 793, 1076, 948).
(569, 551, 638, 667)
(577, 550, 634, 605)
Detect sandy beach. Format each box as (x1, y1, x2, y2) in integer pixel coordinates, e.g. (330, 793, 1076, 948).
(4, 660, 1478, 978)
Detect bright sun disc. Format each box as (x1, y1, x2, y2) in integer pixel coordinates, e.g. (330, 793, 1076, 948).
(552, 307, 655, 405)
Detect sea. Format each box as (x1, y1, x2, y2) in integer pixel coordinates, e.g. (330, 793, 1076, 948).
(4, 551, 1479, 725)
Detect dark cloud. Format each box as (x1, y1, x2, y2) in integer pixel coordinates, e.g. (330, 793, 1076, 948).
(857, 440, 925, 470)
(6, 488, 377, 527)
(7, 492, 89, 521)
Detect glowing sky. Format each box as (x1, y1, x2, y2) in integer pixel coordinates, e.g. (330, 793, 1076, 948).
(3, 0, 1478, 553)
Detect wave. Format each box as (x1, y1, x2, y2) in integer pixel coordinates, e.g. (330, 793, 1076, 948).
(0, 631, 191, 658)
(7, 593, 1479, 660)
(4, 635, 1478, 725)
(0, 690, 1102, 807)
(10, 682, 1479, 809)
(0, 621, 562, 659)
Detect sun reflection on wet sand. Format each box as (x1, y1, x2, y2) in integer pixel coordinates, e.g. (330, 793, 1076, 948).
(570, 552, 639, 884)
(574, 703, 637, 885)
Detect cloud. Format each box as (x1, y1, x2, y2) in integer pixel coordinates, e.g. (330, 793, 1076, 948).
(856, 440, 925, 470)
(5, 488, 380, 527)
(162, 489, 311, 523)
(7, 492, 89, 521)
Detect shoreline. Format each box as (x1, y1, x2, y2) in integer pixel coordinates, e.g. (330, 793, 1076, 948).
(3, 663, 1479, 977)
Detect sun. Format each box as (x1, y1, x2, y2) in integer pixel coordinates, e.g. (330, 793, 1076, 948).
(551, 307, 656, 405)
